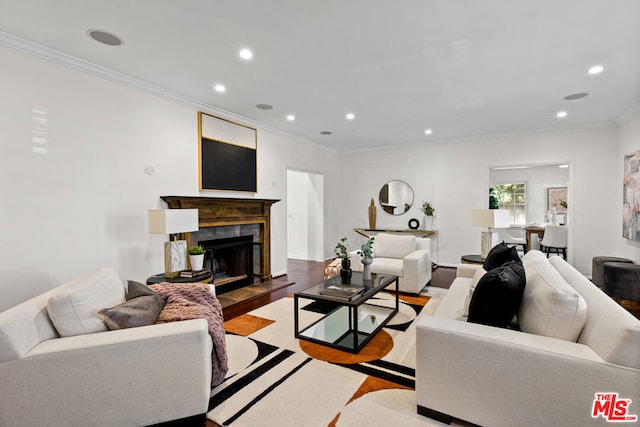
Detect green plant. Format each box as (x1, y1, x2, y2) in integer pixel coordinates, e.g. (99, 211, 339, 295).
(559, 200, 568, 209)
(188, 245, 206, 255)
(421, 201, 435, 216)
(357, 237, 375, 258)
(489, 187, 500, 209)
(334, 236, 349, 259)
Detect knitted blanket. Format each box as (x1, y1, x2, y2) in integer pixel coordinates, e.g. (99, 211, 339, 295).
(149, 282, 228, 386)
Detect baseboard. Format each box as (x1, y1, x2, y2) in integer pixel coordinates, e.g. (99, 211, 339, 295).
(417, 405, 452, 424)
(149, 413, 206, 427)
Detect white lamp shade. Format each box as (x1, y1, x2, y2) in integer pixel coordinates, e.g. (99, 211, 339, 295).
(471, 209, 510, 228)
(148, 209, 199, 234)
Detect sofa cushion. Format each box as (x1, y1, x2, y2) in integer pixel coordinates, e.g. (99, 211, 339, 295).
(468, 261, 526, 328)
(518, 257, 587, 342)
(483, 242, 521, 271)
(373, 233, 416, 259)
(370, 257, 403, 276)
(98, 281, 166, 330)
(47, 268, 126, 337)
(463, 267, 487, 317)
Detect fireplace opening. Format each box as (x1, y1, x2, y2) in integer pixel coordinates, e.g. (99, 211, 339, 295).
(200, 235, 254, 293)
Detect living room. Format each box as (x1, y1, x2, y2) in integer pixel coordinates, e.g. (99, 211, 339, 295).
(1, 2, 639, 426)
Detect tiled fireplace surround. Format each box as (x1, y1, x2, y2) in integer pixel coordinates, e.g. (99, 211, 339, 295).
(161, 196, 279, 285)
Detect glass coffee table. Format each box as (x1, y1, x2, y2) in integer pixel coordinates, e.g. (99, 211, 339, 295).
(294, 271, 399, 353)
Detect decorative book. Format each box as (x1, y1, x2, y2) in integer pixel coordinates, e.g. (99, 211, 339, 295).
(179, 269, 212, 278)
(319, 284, 365, 300)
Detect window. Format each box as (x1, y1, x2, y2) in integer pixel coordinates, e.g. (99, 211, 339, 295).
(494, 183, 526, 224)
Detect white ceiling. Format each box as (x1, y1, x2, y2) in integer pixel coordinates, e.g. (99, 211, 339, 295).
(1, 0, 639, 151)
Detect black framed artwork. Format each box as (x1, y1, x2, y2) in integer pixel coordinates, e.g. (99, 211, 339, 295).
(198, 112, 257, 192)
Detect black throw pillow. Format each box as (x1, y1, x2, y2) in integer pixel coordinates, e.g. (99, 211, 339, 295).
(468, 260, 526, 328)
(483, 242, 521, 271)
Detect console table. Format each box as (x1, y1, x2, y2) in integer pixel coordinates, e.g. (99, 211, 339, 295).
(354, 228, 437, 238)
(146, 271, 213, 285)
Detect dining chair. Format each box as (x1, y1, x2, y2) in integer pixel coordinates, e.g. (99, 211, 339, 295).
(491, 227, 528, 253)
(539, 225, 568, 258)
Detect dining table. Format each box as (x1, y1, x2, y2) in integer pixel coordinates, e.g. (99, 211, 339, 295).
(523, 225, 545, 252)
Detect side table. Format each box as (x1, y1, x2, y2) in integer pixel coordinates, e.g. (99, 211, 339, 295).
(146, 272, 213, 285)
(461, 254, 484, 265)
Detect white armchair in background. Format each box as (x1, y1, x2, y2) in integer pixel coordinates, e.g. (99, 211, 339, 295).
(491, 227, 527, 252)
(349, 233, 431, 294)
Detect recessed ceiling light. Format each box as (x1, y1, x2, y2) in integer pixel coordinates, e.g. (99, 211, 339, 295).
(256, 104, 273, 110)
(564, 92, 589, 100)
(320, 131, 332, 135)
(346, 113, 355, 120)
(588, 65, 604, 75)
(286, 115, 295, 121)
(214, 84, 226, 93)
(424, 129, 433, 135)
(556, 111, 568, 118)
(87, 29, 123, 46)
(239, 49, 253, 60)
(558, 164, 569, 168)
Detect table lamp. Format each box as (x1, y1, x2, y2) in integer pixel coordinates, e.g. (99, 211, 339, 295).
(471, 209, 510, 258)
(149, 209, 199, 278)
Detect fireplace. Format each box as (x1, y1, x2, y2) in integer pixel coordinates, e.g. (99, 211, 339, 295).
(200, 235, 254, 291)
(160, 196, 279, 292)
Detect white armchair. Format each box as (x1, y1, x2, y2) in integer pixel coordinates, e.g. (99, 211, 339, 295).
(349, 233, 431, 294)
(491, 227, 527, 252)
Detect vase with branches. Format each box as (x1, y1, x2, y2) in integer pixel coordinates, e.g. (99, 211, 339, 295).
(358, 237, 375, 280)
(421, 201, 435, 231)
(334, 236, 352, 283)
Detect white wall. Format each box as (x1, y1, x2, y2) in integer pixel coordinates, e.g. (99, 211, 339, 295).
(490, 166, 570, 224)
(286, 170, 309, 259)
(340, 126, 619, 274)
(617, 107, 640, 262)
(0, 45, 340, 311)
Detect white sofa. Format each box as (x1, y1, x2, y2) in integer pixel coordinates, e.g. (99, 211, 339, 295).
(349, 233, 432, 294)
(416, 251, 640, 427)
(0, 268, 213, 427)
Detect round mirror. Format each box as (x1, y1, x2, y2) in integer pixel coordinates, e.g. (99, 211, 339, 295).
(379, 180, 414, 215)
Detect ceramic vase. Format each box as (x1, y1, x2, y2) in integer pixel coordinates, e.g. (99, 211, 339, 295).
(189, 254, 204, 271)
(361, 256, 373, 281)
(340, 258, 352, 283)
(423, 215, 434, 231)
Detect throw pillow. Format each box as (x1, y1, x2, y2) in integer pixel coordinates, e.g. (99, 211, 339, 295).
(98, 281, 166, 331)
(47, 268, 126, 337)
(518, 259, 587, 342)
(468, 261, 526, 328)
(483, 242, 521, 271)
(462, 267, 486, 318)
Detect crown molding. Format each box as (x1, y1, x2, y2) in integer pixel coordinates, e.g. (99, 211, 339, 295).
(0, 31, 335, 153)
(616, 102, 640, 125)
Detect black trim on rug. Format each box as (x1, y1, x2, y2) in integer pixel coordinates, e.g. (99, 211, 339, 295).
(335, 362, 415, 389)
(222, 357, 313, 425)
(367, 359, 416, 377)
(209, 349, 295, 411)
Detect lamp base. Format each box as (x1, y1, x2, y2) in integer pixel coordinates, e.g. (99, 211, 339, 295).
(480, 231, 500, 259)
(164, 240, 187, 277)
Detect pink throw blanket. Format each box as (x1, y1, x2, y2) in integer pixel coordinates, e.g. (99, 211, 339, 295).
(149, 282, 228, 386)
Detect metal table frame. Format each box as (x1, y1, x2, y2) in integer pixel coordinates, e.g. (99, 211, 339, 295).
(294, 273, 399, 353)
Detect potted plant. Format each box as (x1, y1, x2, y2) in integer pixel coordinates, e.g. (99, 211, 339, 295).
(334, 237, 352, 283)
(489, 187, 500, 209)
(357, 237, 375, 280)
(188, 245, 206, 271)
(421, 201, 435, 231)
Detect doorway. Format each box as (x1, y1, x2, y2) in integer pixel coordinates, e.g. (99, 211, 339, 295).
(286, 169, 324, 262)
